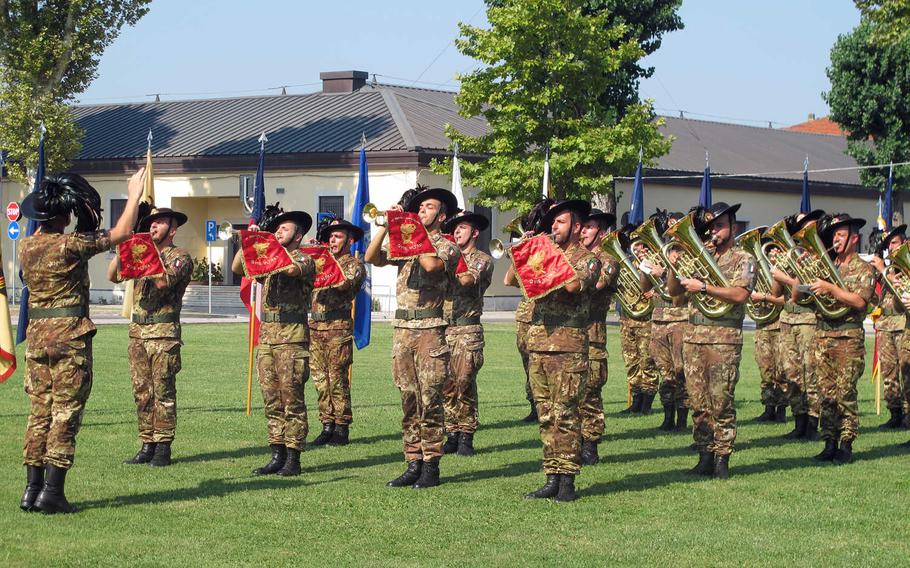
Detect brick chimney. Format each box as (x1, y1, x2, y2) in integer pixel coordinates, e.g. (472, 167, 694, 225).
(320, 70, 368, 94)
(807, 113, 816, 121)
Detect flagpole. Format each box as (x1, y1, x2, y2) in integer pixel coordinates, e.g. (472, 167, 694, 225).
(245, 132, 268, 416)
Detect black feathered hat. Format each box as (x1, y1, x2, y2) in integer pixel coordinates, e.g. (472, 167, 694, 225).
(441, 211, 489, 234)
(259, 202, 312, 234)
(317, 218, 365, 243)
(703, 202, 741, 226)
(138, 207, 188, 232)
(585, 208, 616, 229)
(540, 199, 592, 232)
(785, 209, 824, 234)
(404, 187, 459, 216)
(521, 198, 555, 235)
(21, 173, 103, 232)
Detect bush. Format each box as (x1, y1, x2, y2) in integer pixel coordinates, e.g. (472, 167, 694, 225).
(191, 257, 224, 283)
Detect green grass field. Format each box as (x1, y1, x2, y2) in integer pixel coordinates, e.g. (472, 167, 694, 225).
(1, 322, 908, 567)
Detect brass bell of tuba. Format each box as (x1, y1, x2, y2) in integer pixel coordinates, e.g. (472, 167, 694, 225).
(629, 219, 674, 302)
(599, 231, 654, 319)
(880, 241, 910, 309)
(735, 226, 783, 325)
(790, 220, 850, 319)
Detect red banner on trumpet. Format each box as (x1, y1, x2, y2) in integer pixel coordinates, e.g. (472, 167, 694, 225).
(509, 234, 577, 300)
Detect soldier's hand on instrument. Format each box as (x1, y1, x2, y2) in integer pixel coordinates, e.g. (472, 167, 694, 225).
(870, 256, 885, 272)
(902, 292, 910, 306)
(888, 271, 901, 284)
(127, 167, 147, 199)
(248, 224, 261, 232)
(388, 204, 404, 213)
(810, 279, 832, 295)
(750, 291, 765, 302)
(650, 263, 665, 278)
(643, 289, 655, 300)
(680, 278, 704, 293)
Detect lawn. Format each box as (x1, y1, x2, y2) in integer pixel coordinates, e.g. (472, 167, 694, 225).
(0, 322, 908, 567)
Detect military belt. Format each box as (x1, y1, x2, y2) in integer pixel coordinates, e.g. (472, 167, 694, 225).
(783, 302, 814, 314)
(395, 307, 443, 321)
(448, 315, 481, 326)
(261, 312, 308, 324)
(589, 310, 608, 322)
(817, 320, 862, 332)
(688, 312, 743, 329)
(309, 308, 351, 322)
(28, 306, 87, 319)
(530, 315, 588, 328)
(131, 312, 180, 325)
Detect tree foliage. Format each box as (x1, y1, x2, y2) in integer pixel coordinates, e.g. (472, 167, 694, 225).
(855, 0, 910, 46)
(824, 19, 910, 191)
(0, 0, 150, 182)
(434, 0, 674, 213)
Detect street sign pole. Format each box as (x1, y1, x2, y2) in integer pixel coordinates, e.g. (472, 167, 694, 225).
(208, 242, 212, 314)
(204, 219, 217, 315)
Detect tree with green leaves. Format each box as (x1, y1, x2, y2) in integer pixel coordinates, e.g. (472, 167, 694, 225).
(824, 19, 910, 193)
(855, 0, 910, 46)
(0, 0, 150, 183)
(434, 0, 674, 213)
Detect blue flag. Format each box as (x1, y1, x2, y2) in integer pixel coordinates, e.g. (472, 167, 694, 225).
(698, 165, 712, 209)
(351, 143, 371, 350)
(884, 163, 894, 231)
(16, 126, 46, 344)
(250, 133, 267, 224)
(629, 160, 645, 225)
(800, 156, 811, 213)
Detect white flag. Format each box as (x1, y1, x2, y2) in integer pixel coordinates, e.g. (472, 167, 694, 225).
(542, 148, 550, 198)
(452, 143, 465, 210)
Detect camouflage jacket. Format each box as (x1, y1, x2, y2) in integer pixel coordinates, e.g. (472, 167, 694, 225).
(128, 245, 193, 340)
(515, 297, 534, 323)
(309, 253, 366, 332)
(259, 248, 316, 345)
(587, 250, 619, 345)
(780, 287, 817, 326)
(445, 247, 493, 335)
(875, 285, 905, 332)
(652, 288, 689, 324)
(526, 241, 600, 353)
(684, 245, 755, 345)
(816, 252, 875, 339)
(19, 230, 112, 346)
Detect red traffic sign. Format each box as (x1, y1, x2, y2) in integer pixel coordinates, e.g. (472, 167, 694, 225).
(6, 202, 20, 222)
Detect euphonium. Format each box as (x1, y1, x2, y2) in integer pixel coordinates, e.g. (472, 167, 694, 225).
(791, 220, 850, 319)
(735, 226, 782, 325)
(660, 212, 735, 318)
(629, 219, 673, 302)
(599, 231, 654, 318)
(762, 218, 814, 306)
(501, 216, 522, 236)
(881, 242, 910, 308)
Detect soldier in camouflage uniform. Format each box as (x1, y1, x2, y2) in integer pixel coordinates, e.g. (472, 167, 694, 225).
(308, 219, 366, 447)
(578, 209, 617, 465)
(506, 200, 600, 502)
(440, 211, 494, 457)
(620, 235, 659, 415)
(19, 169, 146, 514)
(365, 187, 461, 489)
(752, 285, 787, 424)
(807, 214, 874, 465)
(107, 207, 193, 467)
(231, 206, 315, 477)
(667, 203, 755, 479)
(869, 225, 907, 429)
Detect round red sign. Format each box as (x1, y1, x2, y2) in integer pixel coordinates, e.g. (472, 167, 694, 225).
(6, 202, 20, 222)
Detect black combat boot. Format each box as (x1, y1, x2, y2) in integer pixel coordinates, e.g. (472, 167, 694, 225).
(555, 474, 577, 503)
(442, 432, 461, 454)
(805, 416, 820, 441)
(123, 442, 156, 464)
(675, 407, 689, 432)
(688, 451, 714, 476)
(814, 439, 838, 462)
(328, 424, 349, 446)
(412, 458, 440, 489)
(522, 403, 538, 423)
(640, 393, 656, 415)
(659, 405, 675, 431)
(457, 433, 475, 457)
(276, 448, 301, 476)
(311, 423, 335, 446)
(620, 391, 643, 415)
(34, 465, 77, 514)
(832, 440, 853, 465)
(784, 414, 808, 439)
(148, 442, 172, 467)
(580, 440, 599, 466)
(755, 404, 775, 422)
(20, 465, 44, 512)
(713, 454, 730, 480)
(525, 475, 559, 499)
(879, 407, 904, 430)
(774, 405, 788, 423)
(252, 444, 287, 476)
(387, 460, 422, 487)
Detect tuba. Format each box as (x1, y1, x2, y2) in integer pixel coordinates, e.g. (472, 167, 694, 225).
(735, 226, 783, 325)
(762, 218, 814, 307)
(599, 231, 654, 318)
(629, 220, 674, 302)
(790, 220, 850, 319)
(880, 242, 910, 309)
(660, 212, 735, 318)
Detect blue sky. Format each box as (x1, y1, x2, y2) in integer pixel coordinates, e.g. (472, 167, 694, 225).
(79, 0, 861, 127)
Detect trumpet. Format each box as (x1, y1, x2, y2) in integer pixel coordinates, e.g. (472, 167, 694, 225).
(361, 202, 387, 227)
(489, 233, 554, 260)
(217, 221, 240, 240)
(600, 231, 654, 319)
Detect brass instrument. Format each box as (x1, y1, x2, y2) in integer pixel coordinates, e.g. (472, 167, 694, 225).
(501, 216, 522, 236)
(217, 221, 240, 240)
(791, 220, 850, 319)
(629, 219, 673, 302)
(761, 219, 814, 308)
(660, 212, 735, 318)
(599, 231, 654, 319)
(881, 242, 910, 308)
(361, 203, 387, 227)
(735, 226, 782, 325)
(489, 233, 554, 260)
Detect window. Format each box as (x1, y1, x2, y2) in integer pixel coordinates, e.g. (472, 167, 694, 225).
(319, 196, 345, 219)
(240, 175, 254, 213)
(109, 199, 126, 229)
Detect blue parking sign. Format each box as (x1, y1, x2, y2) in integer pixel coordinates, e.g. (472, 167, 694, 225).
(205, 219, 217, 242)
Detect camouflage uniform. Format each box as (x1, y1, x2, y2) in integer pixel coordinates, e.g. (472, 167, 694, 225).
(619, 311, 658, 396)
(256, 249, 316, 451)
(19, 230, 113, 470)
(515, 299, 535, 405)
(527, 243, 600, 475)
(815, 254, 875, 443)
(581, 251, 618, 443)
(754, 314, 787, 408)
(874, 287, 905, 412)
(375, 233, 460, 462)
(780, 298, 819, 417)
(308, 254, 366, 426)
(682, 246, 755, 456)
(443, 248, 493, 434)
(652, 295, 689, 409)
(126, 245, 193, 444)
(898, 323, 910, 416)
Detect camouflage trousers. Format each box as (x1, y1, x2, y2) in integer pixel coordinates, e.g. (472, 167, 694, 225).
(815, 335, 864, 443)
(528, 350, 588, 475)
(516, 321, 533, 403)
(780, 323, 819, 417)
(877, 330, 904, 410)
(652, 321, 687, 409)
(256, 342, 309, 451)
(128, 337, 181, 443)
(897, 330, 910, 412)
(23, 335, 93, 470)
(754, 328, 787, 407)
(683, 342, 742, 456)
(444, 330, 484, 434)
(620, 321, 658, 395)
(310, 329, 354, 425)
(580, 344, 607, 443)
(392, 327, 448, 462)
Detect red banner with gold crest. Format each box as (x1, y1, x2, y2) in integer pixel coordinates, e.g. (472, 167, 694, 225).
(442, 234, 470, 275)
(386, 210, 436, 260)
(239, 230, 294, 278)
(118, 233, 166, 280)
(509, 234, 577, 300)
(300, 245, 345, 289)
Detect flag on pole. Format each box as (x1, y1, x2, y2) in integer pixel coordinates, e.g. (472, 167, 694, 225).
(451, 142, 465, 211)
(884, 162, 894, 231)
(871, 330, 882, 415)
(241, 133, 267, 415)
(800, 155, 811, 213)
(16, 123, 46, 344)
(542, 146, 551, 199)
(629, 151, 645, 225)
(698, 152, 712, 209)
(877, 195, 886, 231)
(351, 136, 372, 350)
(121, 129, 156, 319)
